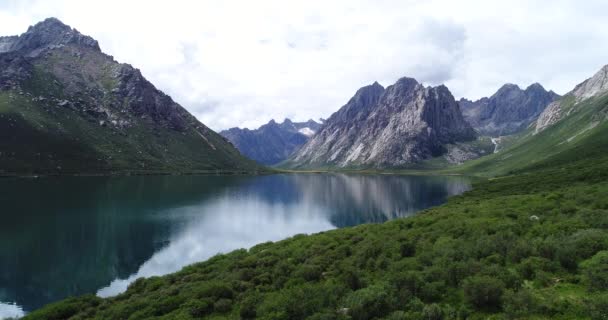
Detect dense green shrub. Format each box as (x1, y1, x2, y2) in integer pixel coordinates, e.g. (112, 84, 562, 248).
(421, 303, 443, 320)
(463, 276, 505, 310)
(213, 298, 233, 313)
(25, 154, 608, 320)
(587, 293, 608, 320)
(582, 251, 608, 291)
(502, 289, 538, 318)
(185, 298, 213, 317)
(344, 283, 393, 320)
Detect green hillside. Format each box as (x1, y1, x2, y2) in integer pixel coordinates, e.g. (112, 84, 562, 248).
(24, 97, 608, 319)
(0, 90, 260, 175)
(453, 94, 608, 177)
(0, 18, 262, 175)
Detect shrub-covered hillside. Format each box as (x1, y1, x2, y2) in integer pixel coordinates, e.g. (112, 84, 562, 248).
(25, 151, 608, 319)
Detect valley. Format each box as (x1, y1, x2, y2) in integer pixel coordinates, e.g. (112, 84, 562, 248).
(1, 13, 607, 320)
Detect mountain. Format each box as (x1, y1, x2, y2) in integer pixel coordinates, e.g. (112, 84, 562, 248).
(457, 64, 608, 177)
(536, 65, 608, 133)
(459, 83, 560, 136)
(285, 78, 476, 168)
(220, 118, 322, 165)
(0, 18, 259, 174)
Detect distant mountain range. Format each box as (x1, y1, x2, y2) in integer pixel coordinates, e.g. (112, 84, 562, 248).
(220, 119, 322, 165)
(459, 83, 560, 136)
(0, 17, 586, 173)
(284, 78, 477, 168)
(460, 63, 608, 176)
(0, 18, 259, 174)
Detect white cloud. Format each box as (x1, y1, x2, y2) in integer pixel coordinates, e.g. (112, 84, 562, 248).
(1, 0, 608, 130)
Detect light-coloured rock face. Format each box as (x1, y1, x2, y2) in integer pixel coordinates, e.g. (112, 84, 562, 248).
(535, 100, 563, 133)
(572, 65, 608, 100)
(536, 64, 608, 133)
(289, 78, 476, 168)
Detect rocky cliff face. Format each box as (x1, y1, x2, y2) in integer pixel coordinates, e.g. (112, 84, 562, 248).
(220, 118, 322, 165)
(536, 65, 608, 133)
(286, 78, 476, 168)
(0, 18, 258, 174)
(460, 83, 559, 136)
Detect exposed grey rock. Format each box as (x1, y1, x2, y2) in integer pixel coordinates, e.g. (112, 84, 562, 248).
(288, 78, 476, 168)
(535, 100, 563, 133)
(536, 64, 608, 133)
(460, 83, 559, 136)
(572, 65, 608, 101)
(220, 118, 322, 165)
(3, 18, 100, 55)
(444, 140, 492, 164)
(0, 36, 18, 53)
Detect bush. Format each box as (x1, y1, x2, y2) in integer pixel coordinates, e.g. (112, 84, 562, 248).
(239, 294, 260, 319)
(421, 303, 443, 320)
(23, 295, 101, 320)
(516, 257, 558, 280)
(214, 298, 233, 313)
(296, 264, 323, 282)
(400, 240, 416, 257)
(152, 296, 182, 316)
(582, 251, 608, 291)
(195, 282, 234, 299)
(502, 289, 538, 318)
(186, 298, 213, 317)
(587, 293, 608, 320)
(463, 276, 505, 310)
(344, 284, 393, 320)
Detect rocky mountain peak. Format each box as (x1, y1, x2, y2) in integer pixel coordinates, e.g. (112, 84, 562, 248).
(571, 64, 608, 100)
(536, 64, 608, 133)
(352, 81, 385, 101)
(493, 83, 522, 98)
(392, 77, 420, 90)
(220, 118, 322, 165)
(2, 17, 100, 54)
(0, 18, 258, 173)
(332, 81, 385, 124)
(286, 76, 476, 168)
(27, 17, 71, 33)
(462, 82, 559, 136)
(525, 82, 545, 92)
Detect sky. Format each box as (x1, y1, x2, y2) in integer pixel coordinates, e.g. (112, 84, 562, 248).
(1, 0, 608, 131)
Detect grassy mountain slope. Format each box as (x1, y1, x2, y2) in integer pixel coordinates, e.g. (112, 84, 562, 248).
(25, 116, 608, 319)
(453, 93, 608, 177)
(0, 89, 258, 175)
(0, 19, 261, 175)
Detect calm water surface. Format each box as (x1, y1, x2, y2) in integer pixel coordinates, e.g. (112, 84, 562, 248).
(0, 173, 470, 318)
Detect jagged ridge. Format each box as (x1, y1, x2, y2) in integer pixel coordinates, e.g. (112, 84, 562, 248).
(286, 78, 476, 168)
(220, 118, 322, 165)
(459, 83, 559, 136)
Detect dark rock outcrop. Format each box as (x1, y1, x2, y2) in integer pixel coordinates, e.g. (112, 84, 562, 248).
(220, 118, 322, 165)
(286, 77, 476, 168)
(0, 18, 100, 55)
(460, 83, 559, 136)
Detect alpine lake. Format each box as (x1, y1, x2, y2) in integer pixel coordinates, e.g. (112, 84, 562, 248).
(0, 173, 471, 318)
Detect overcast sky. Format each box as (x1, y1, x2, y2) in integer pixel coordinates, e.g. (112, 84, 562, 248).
(1, 0, 608, 130)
